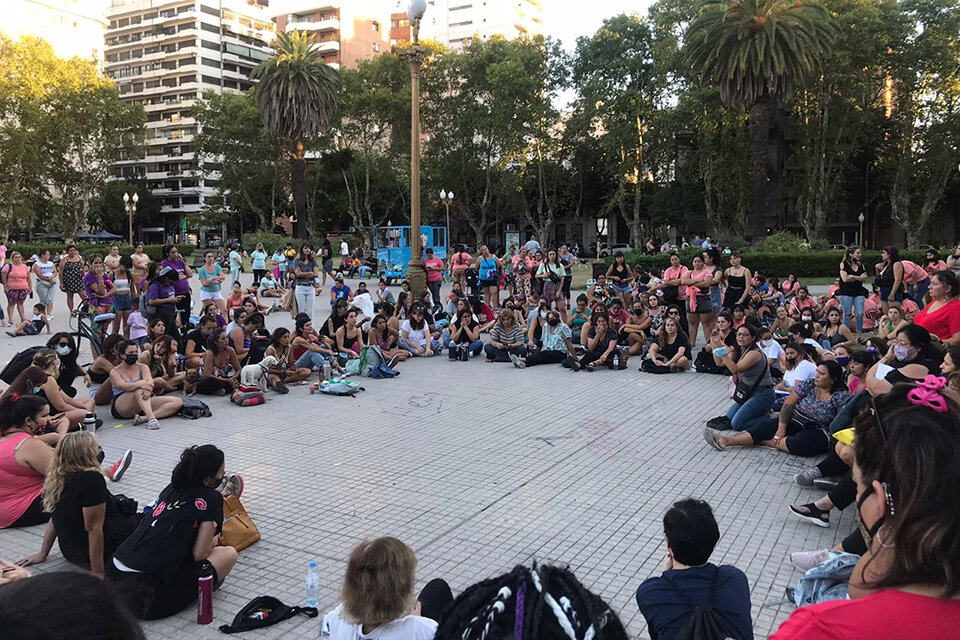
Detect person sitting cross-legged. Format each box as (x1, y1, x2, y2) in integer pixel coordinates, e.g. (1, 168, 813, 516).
(565, 311, 619, 372)
(483, 308, 526, 362)
(446, 298, 483, 360)
(512, 309, 576, 368)
(636, 498, 753, 640)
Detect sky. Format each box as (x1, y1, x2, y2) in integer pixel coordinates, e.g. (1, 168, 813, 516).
(542, 0, 654, 49)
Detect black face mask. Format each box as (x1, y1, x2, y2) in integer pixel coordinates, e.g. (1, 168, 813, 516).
(547, 318, 560, 327)
(786, 357, 797, 365)
(124, 353, 139, 365)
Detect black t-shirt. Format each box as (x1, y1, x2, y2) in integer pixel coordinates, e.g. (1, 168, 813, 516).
(319, 312, 347, 339)
(658, 332, 690, 360)
(113, 484, 223, 583)
(636, 564, 752, 640)
(588, 326, 618, 353)
(185, 329, 208, 356)
(838, 262, 868, 297)
(52, 471, 137, 568)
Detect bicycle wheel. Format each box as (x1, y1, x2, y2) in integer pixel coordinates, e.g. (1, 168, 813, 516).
(77, 322, 103, 357)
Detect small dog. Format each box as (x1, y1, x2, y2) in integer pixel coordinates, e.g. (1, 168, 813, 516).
(240, 356, 278, 391)
(183, 368, 200, 397)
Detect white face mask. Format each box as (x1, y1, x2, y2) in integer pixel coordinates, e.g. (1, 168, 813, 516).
(56, 345, 71, 356)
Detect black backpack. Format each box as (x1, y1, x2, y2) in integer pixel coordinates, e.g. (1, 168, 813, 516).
(218, 595, 317, 634)
(0, 346, 41, 383)
(661, 567, 739, 640)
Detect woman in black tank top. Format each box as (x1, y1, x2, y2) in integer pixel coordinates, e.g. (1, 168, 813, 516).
(724, 253, 750, 309)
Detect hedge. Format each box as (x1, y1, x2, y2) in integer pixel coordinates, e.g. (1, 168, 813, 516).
(7, 243, 195, 262)
(608, 249, 933, 279)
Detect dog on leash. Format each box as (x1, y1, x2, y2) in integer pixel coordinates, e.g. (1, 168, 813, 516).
(183, 368, 200, 396)
(240, 356, 278, 391)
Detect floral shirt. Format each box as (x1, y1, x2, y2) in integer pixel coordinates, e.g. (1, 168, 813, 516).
(793, 379, 851, 428)
(541, 323, 572, 352)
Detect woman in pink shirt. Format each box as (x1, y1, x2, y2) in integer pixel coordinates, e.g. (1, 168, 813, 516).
(683, 254, 715, 347)
(511, 248, 535, 302)
(781, 274, 800, 300)
(2, 251, 32, 325)
(0, 395, 54, 529)
(901, 258, 931, 306)
(449, 246, 473, 291)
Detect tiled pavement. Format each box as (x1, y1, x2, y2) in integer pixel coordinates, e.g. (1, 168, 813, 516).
(0, 276, 853, 639)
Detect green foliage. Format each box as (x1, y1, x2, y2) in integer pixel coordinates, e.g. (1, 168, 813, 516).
(241, 231, 290, 254)
(90, 179, 163, 235)
(750, 231, 808, 254)
(10, 243, 193, 261)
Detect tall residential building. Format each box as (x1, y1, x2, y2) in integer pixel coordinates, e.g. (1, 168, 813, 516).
(420, 0, 544, 48)
(389, 12, 411, 48)
(272, 1, 390, 70)
(103, 0, 275, 237)
(3, 0, 109, 62)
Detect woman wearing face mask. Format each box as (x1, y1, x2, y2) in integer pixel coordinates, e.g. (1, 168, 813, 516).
(0, 395, 55, 528)
(108, 444, 238, 620)
(772, 380, 960, 639)
(776, 342, 818, 392)
(108, 340, 182, 430)
(526, 297, 550, 350)
(512, 310, 575, 368)
(867, 325, 943, 396)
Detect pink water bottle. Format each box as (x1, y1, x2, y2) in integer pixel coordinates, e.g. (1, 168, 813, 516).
(197, 561, 214, 624)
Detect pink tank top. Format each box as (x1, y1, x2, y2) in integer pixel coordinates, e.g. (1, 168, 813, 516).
(0, 433, 45, 528)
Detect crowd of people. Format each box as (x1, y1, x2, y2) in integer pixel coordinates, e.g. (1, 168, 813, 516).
(0, 237, 958, 637)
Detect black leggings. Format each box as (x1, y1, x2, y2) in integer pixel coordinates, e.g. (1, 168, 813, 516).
(817, 449, 850, 477)
(175, 293, 192, 330)
(525, 350, 567, 367)
(418, 578, 454, 622)
(562, 275, 572, 301)
(828, 473, 857, 511)
(253, 269, 266, 285)
(8, 494, 49, 528)
(746, 419, 831, 456)
(197, 377, 235, 395)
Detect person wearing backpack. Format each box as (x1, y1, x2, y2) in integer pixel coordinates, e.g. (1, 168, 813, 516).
(635, 499, 752, 640)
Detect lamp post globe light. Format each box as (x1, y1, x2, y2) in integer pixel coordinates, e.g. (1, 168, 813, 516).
(858, 212, 865, 249)
(404, 0, 428, 297)
(440, 189, 454, 258)
(123, 192, 139, 246)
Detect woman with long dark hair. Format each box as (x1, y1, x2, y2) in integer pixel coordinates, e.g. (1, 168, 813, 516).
(292, 243, 319, 322)
(109, 444, 238, 620)
(0, 395, 54, 529)
(199, 329, 241, 396)
(839, 246, 869, 332)
(875, 245, 905, 314)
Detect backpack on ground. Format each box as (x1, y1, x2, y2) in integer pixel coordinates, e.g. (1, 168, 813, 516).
(178, 397, 212, 419)
(359, 345, 386, 377)
(0, 346, 41, 384)
(138, 289, 156, 319)
(660, 566, 739, 640)
(368, 364, 399, 379)
(218, 595, 317, 634)
(318, 379, 364, 396)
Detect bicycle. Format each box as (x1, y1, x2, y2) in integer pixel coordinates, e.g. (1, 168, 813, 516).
(69, 303, 115, 358)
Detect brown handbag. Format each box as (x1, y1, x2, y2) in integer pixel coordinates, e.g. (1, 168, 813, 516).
(220, 495, 260, 552)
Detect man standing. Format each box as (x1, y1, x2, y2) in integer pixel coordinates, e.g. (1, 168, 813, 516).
(423, 247, 445, 312)
(340, 238, 349, 270)
(524, 235, 540, 254)
(636, 499, 752, 640)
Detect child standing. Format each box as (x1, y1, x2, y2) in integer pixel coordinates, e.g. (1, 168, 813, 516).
(127, 298, 148, 347)
(5, 303, 49, 337)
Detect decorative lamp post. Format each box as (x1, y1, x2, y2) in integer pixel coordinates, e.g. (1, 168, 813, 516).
(404, 0, 428, 296)
(440, 189, 454, 258)
(858, 212, 865, 249)
(123, 192, 139, 246)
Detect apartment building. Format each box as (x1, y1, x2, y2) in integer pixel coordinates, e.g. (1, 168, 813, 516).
(420, 0, 544, 48)
(103, 0, 275, 235)
(272, 1, 390, 70)
(389, 12, 411, 48)
(3, 0, 109, 63)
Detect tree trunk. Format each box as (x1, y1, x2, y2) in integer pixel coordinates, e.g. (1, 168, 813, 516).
(747, 100, 772, 241)
(290, 140, 308, 240)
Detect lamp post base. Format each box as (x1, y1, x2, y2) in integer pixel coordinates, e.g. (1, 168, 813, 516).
(406, 258, 427, 299)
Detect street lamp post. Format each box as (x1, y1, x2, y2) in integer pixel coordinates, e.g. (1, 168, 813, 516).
(404, 0, 428, 297)
(440, 189, 454, 259)
(123, 192, 139, 246)
(858, 212, 865, 249)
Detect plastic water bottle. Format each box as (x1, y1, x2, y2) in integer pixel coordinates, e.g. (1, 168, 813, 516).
(322, 362, 332, 381)
(305, 561, 320, 608)
(613, 353, 619, 369)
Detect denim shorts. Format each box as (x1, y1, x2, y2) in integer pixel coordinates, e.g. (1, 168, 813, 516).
(112, 293, 132, 311)
(24, 322, 40, 335)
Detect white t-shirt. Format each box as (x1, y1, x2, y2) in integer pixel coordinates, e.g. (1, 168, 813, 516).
(340, 241, 349, 257)
(760, 339, 784, 364)
(324, 604, 437, 640)
(784, 358, 817, 388)
(401, 319, 428, 348)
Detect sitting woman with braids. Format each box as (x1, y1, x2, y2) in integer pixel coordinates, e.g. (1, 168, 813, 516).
(434, 564, 628, 640)
(324, 537, 453, 640)
(773, 377, 960, 639)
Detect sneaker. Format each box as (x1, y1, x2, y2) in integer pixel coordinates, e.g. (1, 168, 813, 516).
(789, 503, 830, 528)
(274, 380, 289, 394)
(510, 353, 525, 368)
(813, 477, 840, 491)
(584, 362, 595, 372)
(218, 473, 244, 498)
(387, 354, 402, 369)
(790, 548, 831, 572)
(109, 450, 133, 482)
(794, 467, 823, 488)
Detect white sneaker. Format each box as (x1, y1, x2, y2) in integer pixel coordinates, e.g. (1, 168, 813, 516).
(790, 548, 830, 572)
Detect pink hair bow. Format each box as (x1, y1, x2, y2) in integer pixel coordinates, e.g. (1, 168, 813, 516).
(907, 375, 949, 413)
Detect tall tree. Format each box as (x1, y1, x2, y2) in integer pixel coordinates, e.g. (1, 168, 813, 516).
(685, 0, 839, 238)
(192, 90, 289, 232)
(252, 30, 340, 240)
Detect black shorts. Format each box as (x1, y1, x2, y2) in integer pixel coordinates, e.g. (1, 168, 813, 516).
(479, 279, 497, 288)
(109, 559, 219, 621)
(110, 394, 128, 420)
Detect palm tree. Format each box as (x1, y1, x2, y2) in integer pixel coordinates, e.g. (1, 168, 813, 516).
(252, 30, 340, 239)
(686, 0, 838, 237)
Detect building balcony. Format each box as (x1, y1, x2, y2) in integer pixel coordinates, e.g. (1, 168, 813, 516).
(309, 40, 340, 54)
(285, 18, 339, 33)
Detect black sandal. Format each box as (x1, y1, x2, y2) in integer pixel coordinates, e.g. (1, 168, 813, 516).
(789, 503, 830, 528)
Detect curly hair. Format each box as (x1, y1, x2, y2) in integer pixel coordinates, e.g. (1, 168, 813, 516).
(43, 431, 102, 512)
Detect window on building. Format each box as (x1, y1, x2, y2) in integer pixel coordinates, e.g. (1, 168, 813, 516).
(372, 42, 380, 52)
(200, 4, 220, 17)
(201, 75, 221, 86)
(372, 21, 380, 31)
(200, 22, 220, 34)
(200, 40, 220, 51)
(201, 57, 221, 68)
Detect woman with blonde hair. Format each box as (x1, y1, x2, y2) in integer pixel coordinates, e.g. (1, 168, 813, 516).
(17, 431, 137, 577)
(325, 537, 452, 640)
(483, 307, 526, 362)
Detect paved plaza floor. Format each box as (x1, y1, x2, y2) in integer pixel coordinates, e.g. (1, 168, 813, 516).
(0, 276, 852, 639)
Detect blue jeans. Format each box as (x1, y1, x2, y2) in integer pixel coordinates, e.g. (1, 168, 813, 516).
(725, 387, 776, 431)
(448, 340, 483, 359)
(910, 278, 930, 307)
(837, 295, 864, 333)
(484, 344, 527, 360)
(296, 351, 331, 370)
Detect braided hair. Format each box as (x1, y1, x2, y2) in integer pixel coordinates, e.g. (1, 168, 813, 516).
(435, 564, 627, 640)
